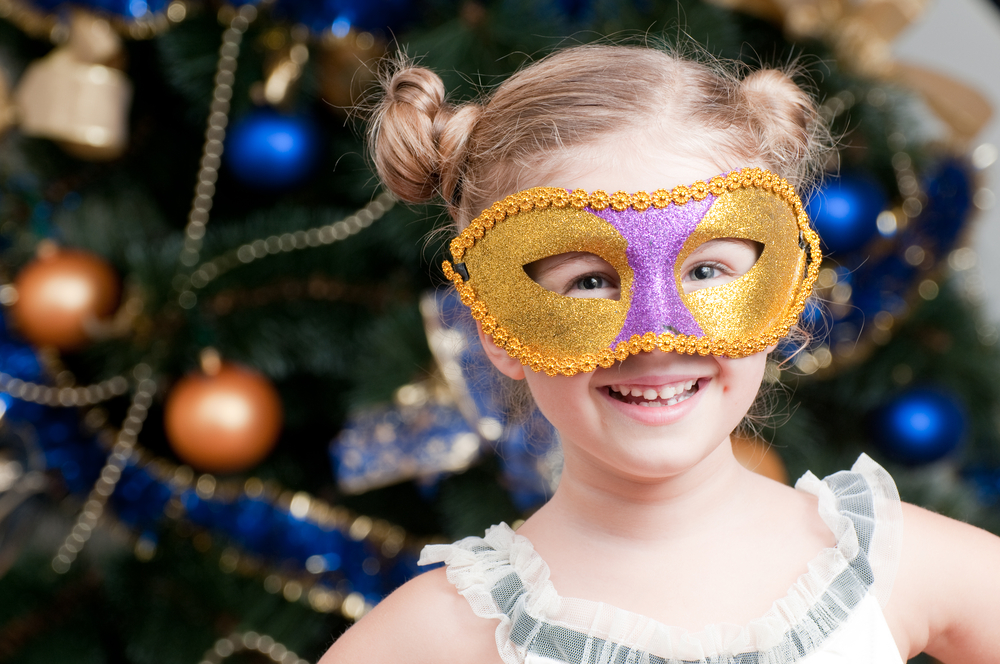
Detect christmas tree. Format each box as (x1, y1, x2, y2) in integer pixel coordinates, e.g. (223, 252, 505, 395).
(0, 1, 997, 662)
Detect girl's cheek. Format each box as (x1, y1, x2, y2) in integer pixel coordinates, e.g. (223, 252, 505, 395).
(527, 373, 592, 414)
(721, 354, 768, 395)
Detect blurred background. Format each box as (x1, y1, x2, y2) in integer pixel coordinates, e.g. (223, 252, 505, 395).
(0, 0, 997, 662)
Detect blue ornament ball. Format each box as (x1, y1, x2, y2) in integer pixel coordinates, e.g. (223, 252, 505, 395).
(807, 173, 888, 254)
(272, 0, 415, 34)
(872, 387, 966, 465)
(225, 110, 321, 189)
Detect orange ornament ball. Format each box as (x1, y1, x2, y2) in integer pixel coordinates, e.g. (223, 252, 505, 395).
(164, 364, 283, 474)
(731, 434, 788, 484)
(11, 248, 120, 350)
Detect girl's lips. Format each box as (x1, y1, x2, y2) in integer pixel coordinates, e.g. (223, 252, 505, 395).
(597, 377, 708, 425)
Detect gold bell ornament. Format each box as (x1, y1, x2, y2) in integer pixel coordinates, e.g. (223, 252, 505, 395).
(13, 10, 132, 160)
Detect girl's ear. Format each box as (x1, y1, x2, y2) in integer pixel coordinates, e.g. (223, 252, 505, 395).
(476, 321, 526, 380)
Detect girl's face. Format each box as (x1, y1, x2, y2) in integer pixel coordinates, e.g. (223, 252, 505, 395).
(484, 147, 771, 483)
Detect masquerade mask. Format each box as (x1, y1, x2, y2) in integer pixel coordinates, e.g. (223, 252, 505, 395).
(443, 167, 821, 376)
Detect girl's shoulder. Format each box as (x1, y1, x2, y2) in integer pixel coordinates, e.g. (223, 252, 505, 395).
(318, 566, 502, 664)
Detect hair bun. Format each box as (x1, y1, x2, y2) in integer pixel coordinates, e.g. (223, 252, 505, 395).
(740, 68, 817, 173)
(371, 66, 479, 207)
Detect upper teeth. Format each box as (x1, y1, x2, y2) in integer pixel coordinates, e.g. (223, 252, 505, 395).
(610, 380, 697, 400)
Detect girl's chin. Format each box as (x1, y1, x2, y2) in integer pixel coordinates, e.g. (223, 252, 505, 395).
(568, 440, 732, 485)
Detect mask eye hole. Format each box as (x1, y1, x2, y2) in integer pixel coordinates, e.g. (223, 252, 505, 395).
(680, 238, 763, 294)
(524, 252, 621, 301)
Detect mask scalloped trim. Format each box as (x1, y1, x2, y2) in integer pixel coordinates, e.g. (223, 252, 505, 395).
(443, 167, 822, 377)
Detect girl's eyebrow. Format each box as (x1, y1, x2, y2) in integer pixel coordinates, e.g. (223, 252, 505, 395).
(689, 238, 757, 249)
(525, 252, 609, 276)
(685, 238, 763, 257)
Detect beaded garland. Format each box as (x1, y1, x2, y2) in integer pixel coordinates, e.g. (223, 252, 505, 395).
(442, 167, 822, 377)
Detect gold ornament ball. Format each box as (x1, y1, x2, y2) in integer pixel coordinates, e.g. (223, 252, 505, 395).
(731, 434, 788, 484)
(164, 364, 283, 474)
(11, 248, 120, 350)
(316, 31, 384, 112)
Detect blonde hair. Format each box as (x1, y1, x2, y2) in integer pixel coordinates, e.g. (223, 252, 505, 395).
(369, 43, 832, 229)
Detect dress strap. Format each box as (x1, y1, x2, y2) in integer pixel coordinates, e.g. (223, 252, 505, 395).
(420, 523, 559, 664)
(794, 453, 904, 608)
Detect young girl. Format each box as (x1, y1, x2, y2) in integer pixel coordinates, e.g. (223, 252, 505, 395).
(322, 44, 1000, 663)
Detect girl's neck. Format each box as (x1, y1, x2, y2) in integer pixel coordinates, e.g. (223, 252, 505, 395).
(531, 438, 755, 544)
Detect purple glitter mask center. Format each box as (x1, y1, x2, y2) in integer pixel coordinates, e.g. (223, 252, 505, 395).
(591, 194, 717, 344)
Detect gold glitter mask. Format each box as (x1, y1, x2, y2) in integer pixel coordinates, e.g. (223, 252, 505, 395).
(442, 167, 821, 376)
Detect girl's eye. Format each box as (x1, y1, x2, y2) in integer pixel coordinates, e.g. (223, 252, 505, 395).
(524, 252, 621, 300)
(680, 239, 761, 294)
(690, 265, 718, 281)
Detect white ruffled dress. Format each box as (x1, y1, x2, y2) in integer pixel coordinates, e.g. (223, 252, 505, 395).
(419, 454, 904, 664)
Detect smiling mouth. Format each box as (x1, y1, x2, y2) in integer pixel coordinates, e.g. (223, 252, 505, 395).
(607, 380, 700, 408)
